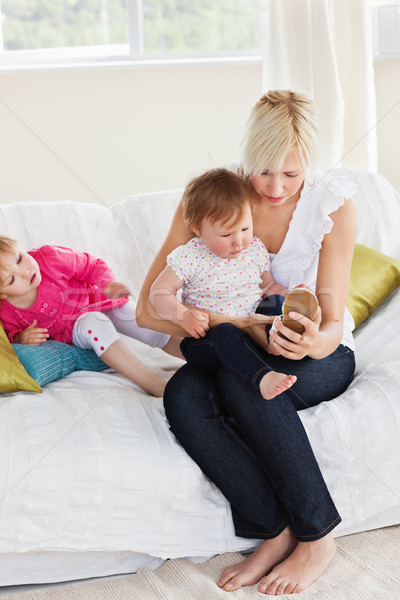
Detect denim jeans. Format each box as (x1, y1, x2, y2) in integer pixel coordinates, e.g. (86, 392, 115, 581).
(180, 295, 286, 389)
(164, 338, 355, 542)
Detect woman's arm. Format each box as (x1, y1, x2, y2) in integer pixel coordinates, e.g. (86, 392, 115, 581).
(270, 198, 357, 359)
(137, 201, 195, 335)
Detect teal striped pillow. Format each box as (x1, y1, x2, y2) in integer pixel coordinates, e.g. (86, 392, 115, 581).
(12, 341, 107, 386)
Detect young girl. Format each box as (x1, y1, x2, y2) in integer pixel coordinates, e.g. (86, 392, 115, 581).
(0, 237, 172, 397)
(150, 167, 301, 400)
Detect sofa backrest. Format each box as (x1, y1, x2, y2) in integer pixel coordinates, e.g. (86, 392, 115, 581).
(0, 167, 399, 302)
(334, 167, 400, 259)
(0, 189, 183, 301)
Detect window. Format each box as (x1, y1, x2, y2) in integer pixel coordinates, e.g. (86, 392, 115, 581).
(0, 0, 268, 68)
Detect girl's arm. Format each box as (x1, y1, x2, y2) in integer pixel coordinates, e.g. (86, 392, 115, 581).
(260, 270, 288, 298)
(270, 198, 357, 359)
(150, 266, 209, 338)
(37, 246, 118, 291)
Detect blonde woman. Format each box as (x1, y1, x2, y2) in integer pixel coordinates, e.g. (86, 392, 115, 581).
(137, 90, 357, 595)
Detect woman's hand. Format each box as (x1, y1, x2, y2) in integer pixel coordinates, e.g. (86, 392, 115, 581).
(240, 313, 276, 350)
(103, 281, 131, 298)
(269, 307, 322, 359)
(14, 320, 49, 346)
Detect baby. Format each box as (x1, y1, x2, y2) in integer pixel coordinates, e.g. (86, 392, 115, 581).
(0, 237, 172, 397)
(150, 168, 297, 400)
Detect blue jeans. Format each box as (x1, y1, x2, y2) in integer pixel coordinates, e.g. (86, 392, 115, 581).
(180, 295, 285, 389)
(164, 337, 355, 542)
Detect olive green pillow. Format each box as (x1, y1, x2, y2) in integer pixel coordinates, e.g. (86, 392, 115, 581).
(347, 243, 400, 329)
(0, 324, 42, 393)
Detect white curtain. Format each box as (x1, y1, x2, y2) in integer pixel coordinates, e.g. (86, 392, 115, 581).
(260, 0, 377, 171)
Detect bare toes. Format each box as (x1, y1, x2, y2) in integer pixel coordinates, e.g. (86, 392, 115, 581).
(218, 567, 237, 588)
(222, 575, 245, 592)
(275, 580, 289, 595)
(258, 576, 275, 594)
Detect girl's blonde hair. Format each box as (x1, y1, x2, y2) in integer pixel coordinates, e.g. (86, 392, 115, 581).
(0, 236, 18, 287)
(240, 90, 319, 176)
(0, 235, 17, 256)
(183, 168, 250, 232)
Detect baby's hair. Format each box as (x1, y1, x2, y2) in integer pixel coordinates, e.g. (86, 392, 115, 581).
(240, 89, 319, 176)
(183, 168, 251, 233)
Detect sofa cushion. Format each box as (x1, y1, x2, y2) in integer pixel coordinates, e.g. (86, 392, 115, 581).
(0, 324, 42, 393)
(347, 243, 400, 328)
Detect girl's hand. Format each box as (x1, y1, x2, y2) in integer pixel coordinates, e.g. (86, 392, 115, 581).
(269, 307, 322, 359)
(183, 309, 209, 338)
(14, 320, 49, 346)
(103, 281, 131, 298)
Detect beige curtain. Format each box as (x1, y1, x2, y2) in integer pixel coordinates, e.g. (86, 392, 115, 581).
(260, 0, 377, 171)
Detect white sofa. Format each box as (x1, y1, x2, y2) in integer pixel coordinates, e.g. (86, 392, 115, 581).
(0, 167, 400, 586)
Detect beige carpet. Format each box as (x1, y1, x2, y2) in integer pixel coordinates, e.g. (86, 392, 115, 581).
(4, 525, 400, 600)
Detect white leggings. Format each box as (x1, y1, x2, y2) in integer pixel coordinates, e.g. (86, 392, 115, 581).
(72, 300, 170, 357)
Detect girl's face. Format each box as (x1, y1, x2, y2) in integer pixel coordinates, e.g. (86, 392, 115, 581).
(251, 151, 305, 208)
(0, 248, 41, 302)
(194, 203, 253, 259)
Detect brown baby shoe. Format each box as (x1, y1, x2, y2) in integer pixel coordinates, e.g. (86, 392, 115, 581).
(280, 287, 319, 338)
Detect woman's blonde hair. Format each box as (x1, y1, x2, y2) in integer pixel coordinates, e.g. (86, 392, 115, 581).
(183, 168, 250, 233)
(240, 90, 319, 176)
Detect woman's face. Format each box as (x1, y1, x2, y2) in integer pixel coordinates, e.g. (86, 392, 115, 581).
(251, 151, 305, 208)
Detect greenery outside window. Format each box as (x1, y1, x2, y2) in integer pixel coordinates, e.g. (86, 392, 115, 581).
(0, 0, 267, 68)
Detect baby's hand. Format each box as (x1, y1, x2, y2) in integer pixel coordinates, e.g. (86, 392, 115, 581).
(183, 309, 209, 338)
(14, 320, 49, 346)
(103, 281, 131, 298)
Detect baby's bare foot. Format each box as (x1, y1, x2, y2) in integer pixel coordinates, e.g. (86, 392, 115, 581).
(258, 533, 336, 595)
(260, 372, 297, 400)
(217, 526, 296, 592)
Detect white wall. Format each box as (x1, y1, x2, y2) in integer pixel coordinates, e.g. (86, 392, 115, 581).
(0, 59, 399, 207)
(0, 62, 262, 206)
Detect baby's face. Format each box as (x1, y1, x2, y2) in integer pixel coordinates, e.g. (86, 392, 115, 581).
(197, 203, 253, 259)
(0, 248, 41, 302)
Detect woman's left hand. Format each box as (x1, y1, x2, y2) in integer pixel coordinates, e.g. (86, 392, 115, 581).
(268, 306, 322, 359)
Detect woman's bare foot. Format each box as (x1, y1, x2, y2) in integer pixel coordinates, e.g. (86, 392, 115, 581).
(259, 372, 297, 400)
(217, 526, 297, 592)
(258, 532, 336, 595)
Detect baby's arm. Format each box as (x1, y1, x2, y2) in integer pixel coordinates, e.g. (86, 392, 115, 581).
(13, 320, 49, 346)
(150, 266, 209, 338)
(260, 270, 288, 298)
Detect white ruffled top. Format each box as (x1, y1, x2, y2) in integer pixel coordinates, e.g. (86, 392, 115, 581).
(269, 169, 357, 351)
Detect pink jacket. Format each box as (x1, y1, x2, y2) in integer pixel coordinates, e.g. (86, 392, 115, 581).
(0, 245, 128, 344)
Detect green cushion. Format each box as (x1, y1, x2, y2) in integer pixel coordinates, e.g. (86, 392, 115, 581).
(347, 243, 400, 328)
(0, 324, 42, 394)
